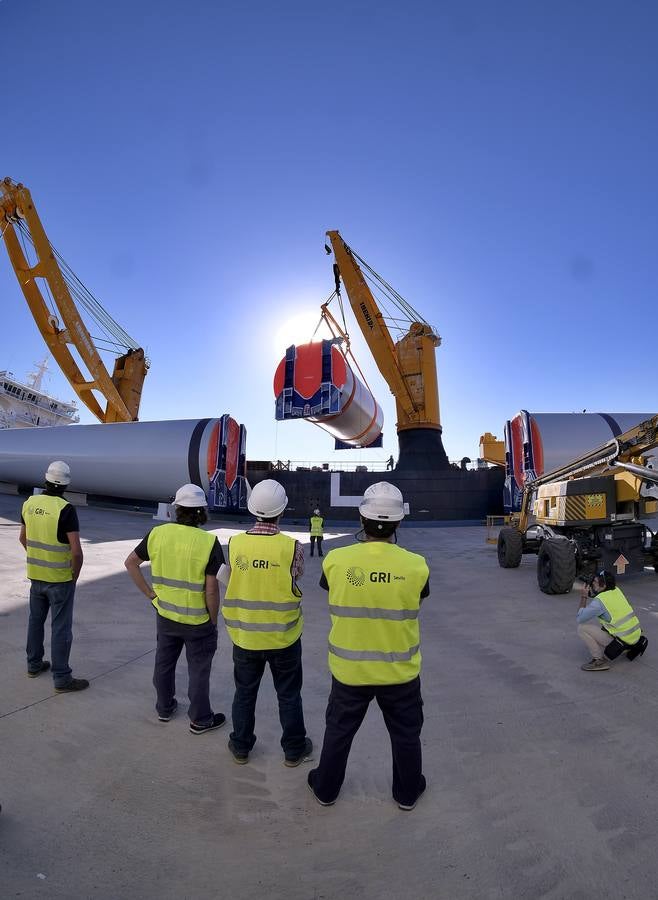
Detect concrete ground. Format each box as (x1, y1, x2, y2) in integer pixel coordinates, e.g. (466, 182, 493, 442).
(1, 496, 657, 900)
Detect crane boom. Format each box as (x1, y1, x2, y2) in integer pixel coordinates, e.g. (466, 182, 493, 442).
(0, 179, 147, 423)
(326, 230, 441, 433)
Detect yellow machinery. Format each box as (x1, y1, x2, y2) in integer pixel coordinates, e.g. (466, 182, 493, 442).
(325, 231, 448, 468)
(497, 414, 658, 593)
(479, 432, 505, 466)
(0, 178, 148, 423)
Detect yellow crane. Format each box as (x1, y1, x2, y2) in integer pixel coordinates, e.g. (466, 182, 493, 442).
(325, 230, 448, 467)
(0, 178, 148, 423)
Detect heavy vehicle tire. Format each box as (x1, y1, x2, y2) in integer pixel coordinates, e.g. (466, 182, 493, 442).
(497, 527, 523, 568)
(537, 539, 576, 594)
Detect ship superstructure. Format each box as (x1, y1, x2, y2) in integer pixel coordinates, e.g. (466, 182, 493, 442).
(0, 360, 79, 429)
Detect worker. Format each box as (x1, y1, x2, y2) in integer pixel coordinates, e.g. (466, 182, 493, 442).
(386, 455, 394, 471)
(308, 482, 430, 810)
(20, 460, 88, 692)
(577, 570, 647, 671)
(124, 483, 225, 733)
(309, 508, 324, 557)
(222, 479, 312, 766)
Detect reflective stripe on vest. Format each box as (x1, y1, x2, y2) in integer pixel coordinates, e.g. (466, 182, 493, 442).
(22, 494, 73, 583)
(310, 516, 324, 537)
(223, 532, 302, 650)
(323, 541, 429, 686)
(598, 587, 642, 645)
(148, 523, 216, 625)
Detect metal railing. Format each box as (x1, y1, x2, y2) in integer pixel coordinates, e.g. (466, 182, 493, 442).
(265, 458, 490, 474)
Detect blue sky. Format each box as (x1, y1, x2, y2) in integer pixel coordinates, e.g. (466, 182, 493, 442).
(2, 0, 657, 464)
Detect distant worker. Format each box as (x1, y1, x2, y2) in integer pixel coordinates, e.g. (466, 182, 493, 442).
(222, 479, 312, 766)
(577, 570, 648, 671)
(308, 482, 430, 810)
(20, 461, 88, 692)
(124, 484, 225, 733)
(309, 508, 324, 557)
(386, 455, 394, 471)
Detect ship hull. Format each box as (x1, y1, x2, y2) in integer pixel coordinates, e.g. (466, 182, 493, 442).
(247, 465, 504, 522)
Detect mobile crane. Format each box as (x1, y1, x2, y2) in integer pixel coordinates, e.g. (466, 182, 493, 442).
(324, 231, 449, 469)
(0, 178, 148, 423)
(497, 414, 658, 593)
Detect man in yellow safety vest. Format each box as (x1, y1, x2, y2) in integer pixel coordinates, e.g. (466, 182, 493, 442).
(577, 570, 647, 671)
(20, 460, 88, 692)
(222, 479, 312, 766)
(125, 483, 226, 733)
(308, 482, 430, 810)
(309, 508, 324, 557)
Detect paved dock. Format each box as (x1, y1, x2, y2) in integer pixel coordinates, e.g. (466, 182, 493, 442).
(1, 495, 657, 899)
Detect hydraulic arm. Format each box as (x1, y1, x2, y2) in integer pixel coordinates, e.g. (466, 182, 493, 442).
(0, 178, 148, 423)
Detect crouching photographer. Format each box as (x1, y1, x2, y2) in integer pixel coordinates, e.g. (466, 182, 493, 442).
(576, 570, 648, 671)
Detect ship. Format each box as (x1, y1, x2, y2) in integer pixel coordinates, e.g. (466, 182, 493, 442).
(0, 359, 79, 429)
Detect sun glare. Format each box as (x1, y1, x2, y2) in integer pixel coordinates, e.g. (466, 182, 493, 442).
(273, 310, 330, 357)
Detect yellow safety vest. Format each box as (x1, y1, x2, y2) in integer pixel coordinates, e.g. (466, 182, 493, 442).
(22, 494, 73, 583)
(310, 516, 324, 537)
(148, 524, 216, 625)
(322, 541, 429, 686)
(598, 587, 641, 645)
(223, 532, 302, 650)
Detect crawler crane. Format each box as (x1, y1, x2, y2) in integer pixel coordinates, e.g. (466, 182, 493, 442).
(1, 178, 148, 423)
(497, 414, 658, 593)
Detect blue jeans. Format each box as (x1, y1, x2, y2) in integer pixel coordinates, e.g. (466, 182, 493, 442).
(153, 615, 218, 724)
(230, 638, 307, 757)
(26, 579, 76, 688)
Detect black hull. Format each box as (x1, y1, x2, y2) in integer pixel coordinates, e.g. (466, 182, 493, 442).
(246, 465, 504, 522)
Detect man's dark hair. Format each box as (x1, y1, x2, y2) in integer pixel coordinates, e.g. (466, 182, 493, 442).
(597, 570, 616, 591)
(44, 480, 66, 496)
(361, 516, 399, 540)
(256, 515, 279, 524)
(175, 506, 208, 527)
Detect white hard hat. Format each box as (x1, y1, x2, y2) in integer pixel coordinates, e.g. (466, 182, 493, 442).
(314, 509, 320, 515)
(248, 480, 288, 518)
(172, 483, 208, 508)
(45, 460, 71, 486)
(359, 482, 405, 522)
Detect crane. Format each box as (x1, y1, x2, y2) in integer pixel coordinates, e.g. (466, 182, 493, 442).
(497, 413, 658, 593)
(0, 178, 148, 423)
(325, 231, 449, 469)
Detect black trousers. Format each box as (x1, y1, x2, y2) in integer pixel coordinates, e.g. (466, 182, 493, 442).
(310, 676, 424, 806)
(153, 615, 217, 724)
(310, 535, 323, 556)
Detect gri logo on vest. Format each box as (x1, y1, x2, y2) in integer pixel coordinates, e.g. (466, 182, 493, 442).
(251, 559, 280, 569)
(235, 555, 249, 571)
(346, 566, 365, 587)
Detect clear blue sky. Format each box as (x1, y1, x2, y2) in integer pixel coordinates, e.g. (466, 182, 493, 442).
(2, 0, 657, 464)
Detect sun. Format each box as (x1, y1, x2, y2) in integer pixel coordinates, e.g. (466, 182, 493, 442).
(273, 310, 330, 356)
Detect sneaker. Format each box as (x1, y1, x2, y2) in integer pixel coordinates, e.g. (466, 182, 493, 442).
(27, 660, 51, 678)
(581, 658, 610, 672)
(189, 713, 226, 735)
(228, 739, 249, 764)
(158, 699, 178, 722)
(55, 678, 90, 693)
(397, 775, 427, 811)
(307, 772, 336, 806)
(284, 737, 313, 767)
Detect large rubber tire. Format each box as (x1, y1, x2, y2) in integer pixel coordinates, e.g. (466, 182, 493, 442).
(497, 527, 523, 568)
(537, 539, 577, 594)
